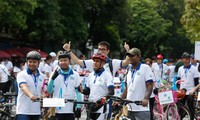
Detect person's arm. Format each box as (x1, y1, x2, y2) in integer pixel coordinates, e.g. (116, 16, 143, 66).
(121, 42, 130, 67)
(20, 84, 38, 100)
(63, 41, 84, 67)
(47, 69, 59, 94)
(121, 83, 127, 99)
(189, 84, 200, 95)
(142, 81, 153, 107)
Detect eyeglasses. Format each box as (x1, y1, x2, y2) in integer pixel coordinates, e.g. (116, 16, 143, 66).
(98, 48, 107, 51)
(59, 51, 68, 54)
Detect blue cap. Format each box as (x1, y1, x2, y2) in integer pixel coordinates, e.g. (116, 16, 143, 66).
(163, 59, 169, 63)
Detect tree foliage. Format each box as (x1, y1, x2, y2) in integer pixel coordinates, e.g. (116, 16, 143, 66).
(181, 0, 200, 43)
(126, 0, 172, 57)
(0, 0, 37, 30)
(0, 0, 194, 58)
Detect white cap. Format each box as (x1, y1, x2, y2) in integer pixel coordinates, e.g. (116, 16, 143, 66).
(49, 52, 56, 57)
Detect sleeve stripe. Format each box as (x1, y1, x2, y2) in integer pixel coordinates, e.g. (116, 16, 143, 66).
(19, 82, 27, 86)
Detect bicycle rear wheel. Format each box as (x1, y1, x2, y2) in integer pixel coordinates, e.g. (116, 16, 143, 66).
(166, 102, 192, 120)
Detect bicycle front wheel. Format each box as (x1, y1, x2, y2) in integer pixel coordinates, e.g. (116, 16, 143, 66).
(166, 102, 192, 120)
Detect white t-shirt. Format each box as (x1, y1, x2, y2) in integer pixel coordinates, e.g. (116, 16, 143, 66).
(83, 58, 123, 77)
(13, 66, 22, 73)
(168, 65, 176, 82)
(50, 70, 81, 113)
(152, 63, 169, 81)
(86, 69, 114, 113)
(1, 60, 13, 71)
(126, 63, 154, 111)
(42, 63, 52, 78)
(0, 64, 9, 83)
(178, 64, 199, 95)
(16, 69, 45, 115)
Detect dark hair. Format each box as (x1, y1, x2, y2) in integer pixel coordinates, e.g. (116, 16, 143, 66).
(45, 55, 52, 61)
(14, 58, 25, 68)
(98, 41, 110, 50)
(58, 51, 71, 60)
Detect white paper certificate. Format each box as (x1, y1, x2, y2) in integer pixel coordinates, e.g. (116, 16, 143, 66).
(43, 98, 65, 107)
(158, 90, 174, 105)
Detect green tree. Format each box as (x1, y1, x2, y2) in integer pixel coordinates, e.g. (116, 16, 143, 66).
(24, 0, 64, 51)
(60, 0, 88, 53)
(155, 0, 193, 58)
(181, 0, 200, 44)
(126, 0, 172, 57)
(0, 0, 37, 36)
(82, 0, 130, 51)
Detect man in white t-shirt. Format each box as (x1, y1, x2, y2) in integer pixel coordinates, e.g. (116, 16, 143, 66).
(177, 52, 199, 120)
(47, 51, 81, 120)
(122, 48, 153, 120)
(80, 53, 114, 120)
(1, 58, 13, 74)
(63, 41, 130, 77)
(16, 51, 45, 120)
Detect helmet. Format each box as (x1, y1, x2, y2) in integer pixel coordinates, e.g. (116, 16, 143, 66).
(163, 59, 168, 63)
(181, 52, 190, 58)
(157, 54, 163, 59)
(58, 51, 71, 60)
(177, 89, 186, 99)
(92, 53, 107, 62)
(26, 51, 41, 61)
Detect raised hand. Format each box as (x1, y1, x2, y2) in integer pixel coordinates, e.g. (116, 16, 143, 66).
(51, 68, 59, 80)
(63, 41, 71, 52)
(124, 42, 130, 52)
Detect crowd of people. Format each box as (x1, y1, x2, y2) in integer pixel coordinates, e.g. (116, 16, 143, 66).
(0, 41, 200, 120)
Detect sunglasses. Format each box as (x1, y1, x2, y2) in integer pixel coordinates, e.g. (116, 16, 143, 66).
(127, 54, 137, 58)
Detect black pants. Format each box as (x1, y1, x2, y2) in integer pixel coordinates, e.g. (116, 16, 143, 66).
(90, 113, 101, 120)
(149, 97, 155, 120)
(0, 81, 10, 93)
(180, 95, 194, 120)
(55, 113, 74, 120)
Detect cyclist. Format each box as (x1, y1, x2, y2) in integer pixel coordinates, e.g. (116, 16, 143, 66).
(121, 48, 153, 120)
(47, 51, 82, 120)
(177, 52, 199, 120)
(151, 54, 169, 82)
(63, 41, 130, 119)
(16, 51, 45, 120)
(80, 53, 114, 120)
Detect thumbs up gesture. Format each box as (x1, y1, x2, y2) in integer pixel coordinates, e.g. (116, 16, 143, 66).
(63, 41, 71, 52)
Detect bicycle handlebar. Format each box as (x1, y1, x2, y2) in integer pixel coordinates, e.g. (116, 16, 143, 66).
(107, 95, 142, 105)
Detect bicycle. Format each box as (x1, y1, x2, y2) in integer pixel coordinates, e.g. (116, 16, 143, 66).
(153, 79, 192, 120)
(190, 92, 200, 120)
(36, 98, 106, 120)
(107, 95, 142, 120)
(0, 92, 17, 120)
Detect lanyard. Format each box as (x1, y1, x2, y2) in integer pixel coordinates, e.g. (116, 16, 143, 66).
(93, 75, 98, 84)
(32, 74, 38, 88)
(59, 69, 73, 89)
(184, 64, 191, 78)
(130, 63, 141, 83)
(131, 70, 137, 83)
